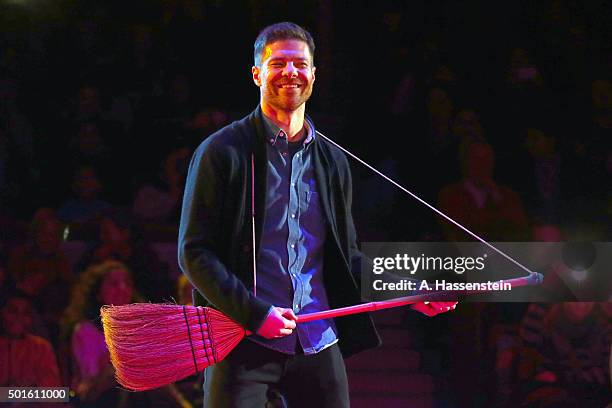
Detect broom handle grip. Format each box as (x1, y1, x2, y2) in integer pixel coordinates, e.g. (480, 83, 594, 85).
(296, 272, 542, 323)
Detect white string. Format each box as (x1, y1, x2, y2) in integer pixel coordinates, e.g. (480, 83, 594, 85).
(315, 130, 536, 276)
(251, 154, 257, 297)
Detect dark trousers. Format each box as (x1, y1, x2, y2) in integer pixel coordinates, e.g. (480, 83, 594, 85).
(203, 340, 349, 408)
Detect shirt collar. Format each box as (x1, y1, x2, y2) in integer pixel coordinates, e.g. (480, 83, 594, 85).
(262, 112, 315, 148)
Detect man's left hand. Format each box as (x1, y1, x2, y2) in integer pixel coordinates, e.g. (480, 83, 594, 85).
(410, 301, 458, 317)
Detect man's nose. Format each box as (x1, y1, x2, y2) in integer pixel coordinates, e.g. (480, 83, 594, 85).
(283, 62, 298, 77)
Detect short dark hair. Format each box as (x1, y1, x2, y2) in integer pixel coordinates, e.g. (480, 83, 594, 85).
(253, 22, 315, 67)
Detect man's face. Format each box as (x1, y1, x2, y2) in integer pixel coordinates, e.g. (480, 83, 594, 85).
(98, 268, 133, 306)
(73, 167, 101, 200)
(252, 39, 316, 112)
(34, 219, 62, 255)
(1, 298, 33, 337)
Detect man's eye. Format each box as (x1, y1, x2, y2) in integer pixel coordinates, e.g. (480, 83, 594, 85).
(270, 63, 284, 67)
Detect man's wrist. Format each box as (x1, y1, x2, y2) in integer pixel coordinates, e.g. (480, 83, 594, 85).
(254, 305, 275, 334)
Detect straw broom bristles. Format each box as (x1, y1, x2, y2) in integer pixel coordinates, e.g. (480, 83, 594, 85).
(101, 303, 247, 391)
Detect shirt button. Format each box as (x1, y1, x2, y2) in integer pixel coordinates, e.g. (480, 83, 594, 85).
(282, 152, 288, 156)
(291, 244, 295, 249)
(291, 183, 295, 187)
(291, 214, 296, 218)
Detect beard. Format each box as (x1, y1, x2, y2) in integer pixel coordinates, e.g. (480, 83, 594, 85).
(262, 79, 314, 111)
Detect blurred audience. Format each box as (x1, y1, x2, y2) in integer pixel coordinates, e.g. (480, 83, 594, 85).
(517, 302, 611, 407)
(438, 142, 529, 241)
(77, 209, 172, 302)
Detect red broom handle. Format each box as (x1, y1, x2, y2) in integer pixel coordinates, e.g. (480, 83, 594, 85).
(296, 272, 542, 323)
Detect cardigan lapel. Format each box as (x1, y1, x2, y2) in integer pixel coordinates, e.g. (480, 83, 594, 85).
(248, 106, 269, 258)
(312, 135, 349, 269)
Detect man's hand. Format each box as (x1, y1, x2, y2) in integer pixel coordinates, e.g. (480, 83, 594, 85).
(410, 301, 458, 317)
(256, 307, 297, 339)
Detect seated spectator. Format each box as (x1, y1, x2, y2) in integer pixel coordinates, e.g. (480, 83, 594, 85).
(8, 208, 71, 294)
(61, 259, 191, 407)
(7, 208, 72, 343)
(517, 302, 611, 407)
(522, 127, 563, 223)
(505, 47, 544, 89)
(438, 142, 529, 241)
(426, 86, 455, 152)
(451, 108, 486, 144)
(132, 146, 190, 226)
(0, 292, 61, 387)
(78, 209, 172, 302)
(60, 260, 135, 406)
(58, 164, 112, 227)
(68, 122, 112, 169)
(502, 47, 548, 125)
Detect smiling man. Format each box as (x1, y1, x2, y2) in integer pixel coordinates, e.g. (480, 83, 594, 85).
(179, 21, 454, 408)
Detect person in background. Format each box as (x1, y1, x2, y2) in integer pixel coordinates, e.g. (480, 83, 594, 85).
(7, 208, 72, 344)
(58, 164, 112, 227)
(438, 141, 529, 241)
(517, 302, 611, 407)
(77, 209, 171, 302)
(8, 208, 71, 297)
(0, 292, 61, 388)
(132, 146, 190, 226)
(61, 259, 192, 407)
(60, 260, 135, 407)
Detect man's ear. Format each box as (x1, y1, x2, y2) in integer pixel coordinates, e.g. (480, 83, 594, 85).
(312, 66, 316, 82)
(252, 66, 262, 87)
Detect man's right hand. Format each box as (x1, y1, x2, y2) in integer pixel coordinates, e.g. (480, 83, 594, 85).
(256, 307, 297, 339)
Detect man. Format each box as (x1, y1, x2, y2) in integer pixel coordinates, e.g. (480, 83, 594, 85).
(178, 22, 455, 407)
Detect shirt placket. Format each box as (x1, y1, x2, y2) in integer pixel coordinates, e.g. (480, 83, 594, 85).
(287, 147, 305, 313)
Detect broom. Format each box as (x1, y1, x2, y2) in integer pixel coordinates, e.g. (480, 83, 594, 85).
(101, 272, 542, 391)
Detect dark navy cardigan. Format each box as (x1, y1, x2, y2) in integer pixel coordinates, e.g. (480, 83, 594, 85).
(178, 106, 380, 358)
